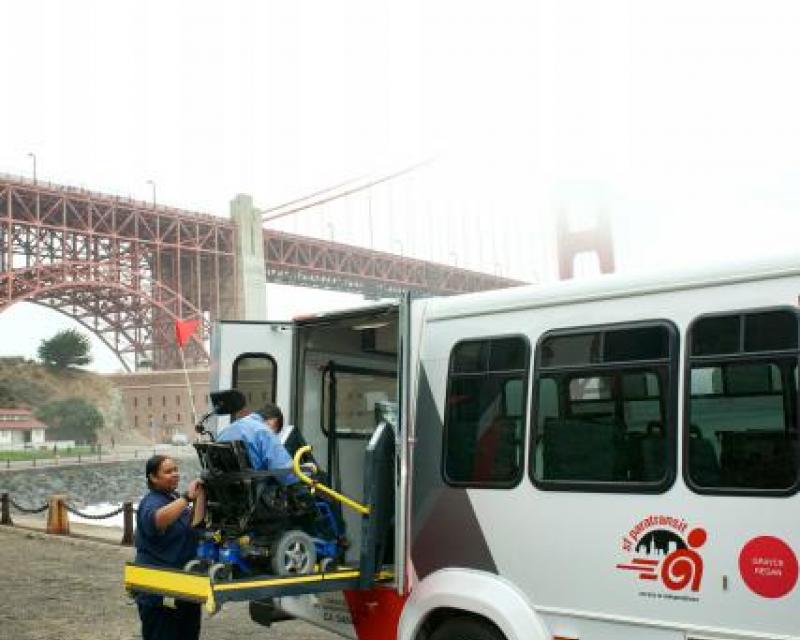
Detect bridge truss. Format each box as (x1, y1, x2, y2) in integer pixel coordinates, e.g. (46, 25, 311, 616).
(0, 175, 521, 370)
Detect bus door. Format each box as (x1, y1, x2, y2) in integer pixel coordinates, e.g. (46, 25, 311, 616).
(209, 320, 295, 432)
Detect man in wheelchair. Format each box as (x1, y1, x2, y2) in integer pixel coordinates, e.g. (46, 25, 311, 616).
(186, 390, 344, 580)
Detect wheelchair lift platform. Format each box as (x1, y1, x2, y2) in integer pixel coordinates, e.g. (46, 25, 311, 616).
(125, 423, 397, 614)
(124, 563, 394, 614)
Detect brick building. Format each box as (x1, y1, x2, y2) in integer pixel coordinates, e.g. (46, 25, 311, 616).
(104, 369, 210, 441)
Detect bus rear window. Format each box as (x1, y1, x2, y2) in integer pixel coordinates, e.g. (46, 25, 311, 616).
(686, 309, 800, 495)
(232, 354, 277, 407)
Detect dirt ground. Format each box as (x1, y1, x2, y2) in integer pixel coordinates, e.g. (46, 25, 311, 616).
(0, 526, 340, 640)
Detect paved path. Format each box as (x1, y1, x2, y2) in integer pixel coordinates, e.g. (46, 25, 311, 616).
(0, 444, 196, 473)
(0, 525, 341, 640)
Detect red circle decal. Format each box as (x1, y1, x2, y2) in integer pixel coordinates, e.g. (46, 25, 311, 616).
(687, 527, 707, 548)
(738, 536, 798, 599)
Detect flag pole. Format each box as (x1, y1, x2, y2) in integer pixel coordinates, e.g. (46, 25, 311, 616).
(178, 346, 198, 426)
(175, 318, 201, 428)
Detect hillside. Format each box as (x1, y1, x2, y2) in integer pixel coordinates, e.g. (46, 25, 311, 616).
(0, 358, 146, 445)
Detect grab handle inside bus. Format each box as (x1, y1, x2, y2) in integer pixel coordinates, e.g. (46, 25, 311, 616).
(292, 445, 371, 516)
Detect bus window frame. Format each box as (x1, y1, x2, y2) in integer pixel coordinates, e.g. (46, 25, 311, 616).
(320, 362, 397, 440)
(231, 352, 278, 408)
(529, 319, 679, 494)
(442, 333, 531, 490)
(683, 306, 800, 498)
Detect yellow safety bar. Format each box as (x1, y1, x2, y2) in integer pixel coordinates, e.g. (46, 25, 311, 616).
(292, 445, 370, 516)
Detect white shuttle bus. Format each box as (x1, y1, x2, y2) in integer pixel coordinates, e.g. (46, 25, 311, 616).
(131, 256, 800, 640)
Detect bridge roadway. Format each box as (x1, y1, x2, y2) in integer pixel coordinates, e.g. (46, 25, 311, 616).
(0, 524, 339, 640)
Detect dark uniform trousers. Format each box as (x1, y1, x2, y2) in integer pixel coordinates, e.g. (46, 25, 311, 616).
(137, 599, 201, 640)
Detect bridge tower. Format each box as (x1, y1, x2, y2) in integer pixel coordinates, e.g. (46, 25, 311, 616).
(230, 194, 266, 320)
(556, 210, 615, 280)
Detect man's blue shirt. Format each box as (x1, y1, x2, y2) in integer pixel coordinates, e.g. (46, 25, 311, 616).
(217, 412, 297, 484)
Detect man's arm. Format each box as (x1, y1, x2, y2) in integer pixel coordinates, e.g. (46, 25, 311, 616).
(256, 429, 297, 484)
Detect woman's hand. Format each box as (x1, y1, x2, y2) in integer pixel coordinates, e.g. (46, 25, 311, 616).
(154, 479, 203, 531)
(184, 479, 202, 501)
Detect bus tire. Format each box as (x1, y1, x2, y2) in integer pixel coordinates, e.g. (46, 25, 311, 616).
(429, 616, 504, 640)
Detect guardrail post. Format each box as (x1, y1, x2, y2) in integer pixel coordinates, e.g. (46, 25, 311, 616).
(121, 501, 134, 546)
(1, 493, 12, 525)
(46, 494, 70, 535)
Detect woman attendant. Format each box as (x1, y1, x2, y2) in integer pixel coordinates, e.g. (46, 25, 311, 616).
(135, 455, 202, 640)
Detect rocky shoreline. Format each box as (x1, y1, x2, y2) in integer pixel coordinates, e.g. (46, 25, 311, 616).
(0, 457, 202, 507)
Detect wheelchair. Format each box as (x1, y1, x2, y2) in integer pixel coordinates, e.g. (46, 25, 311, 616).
(185, 438, 345, 580)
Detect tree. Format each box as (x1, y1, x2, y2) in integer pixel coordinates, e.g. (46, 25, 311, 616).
(37, 329, 92, 369)
(35, 398, 104, 444)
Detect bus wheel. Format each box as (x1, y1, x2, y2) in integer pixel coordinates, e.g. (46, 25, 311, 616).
(429, 616, 504, 640)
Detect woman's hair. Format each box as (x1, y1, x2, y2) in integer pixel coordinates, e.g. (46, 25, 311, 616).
(145, 454, 172, 489)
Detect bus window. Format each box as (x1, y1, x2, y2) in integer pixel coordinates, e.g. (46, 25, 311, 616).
(322, 366, 396, 438)
(232, 354, 277, 409)
(531, 322, 677, 491)
(686, 309, 800, 494)
(443, 336, 530, 487)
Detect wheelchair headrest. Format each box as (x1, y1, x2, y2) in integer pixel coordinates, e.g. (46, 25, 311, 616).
(209, 389, 246, 415)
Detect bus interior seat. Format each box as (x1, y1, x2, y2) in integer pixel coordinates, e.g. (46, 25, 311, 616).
(281, 424, 315, 464)
(636, 420, 666, 482)
(543, 417, 624, 481)
(473, 416, 520, 481)
(688, 424, 721, 486)
(719, 430, 795, 489)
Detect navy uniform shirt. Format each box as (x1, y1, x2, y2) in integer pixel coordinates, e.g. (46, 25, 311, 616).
(135, 489, 198, 570)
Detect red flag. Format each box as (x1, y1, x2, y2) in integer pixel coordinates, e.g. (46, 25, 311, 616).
(175, 319, 200, 348)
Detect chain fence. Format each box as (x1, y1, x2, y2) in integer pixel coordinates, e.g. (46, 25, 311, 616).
(9, 498, 49, 514)
(64, 502, 128, 520)
(1, 492, 136, 545)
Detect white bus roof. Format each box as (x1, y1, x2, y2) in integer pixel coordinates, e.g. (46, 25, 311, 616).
(426, 253, 800, 322)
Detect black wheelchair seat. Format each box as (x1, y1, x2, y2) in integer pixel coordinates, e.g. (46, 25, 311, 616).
(194, 440, 316, 537)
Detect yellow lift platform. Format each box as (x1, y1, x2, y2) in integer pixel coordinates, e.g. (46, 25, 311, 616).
(124, 563, 393, 614)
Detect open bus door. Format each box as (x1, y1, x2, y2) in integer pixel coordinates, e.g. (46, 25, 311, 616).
(126, 307, 403, 636)
(209, 320, 295, 431)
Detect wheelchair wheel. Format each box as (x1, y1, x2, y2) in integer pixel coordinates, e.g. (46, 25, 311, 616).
(209, 562, 232, 583)
(183, 559, 206, 574)
(271, 530, 317, 576)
